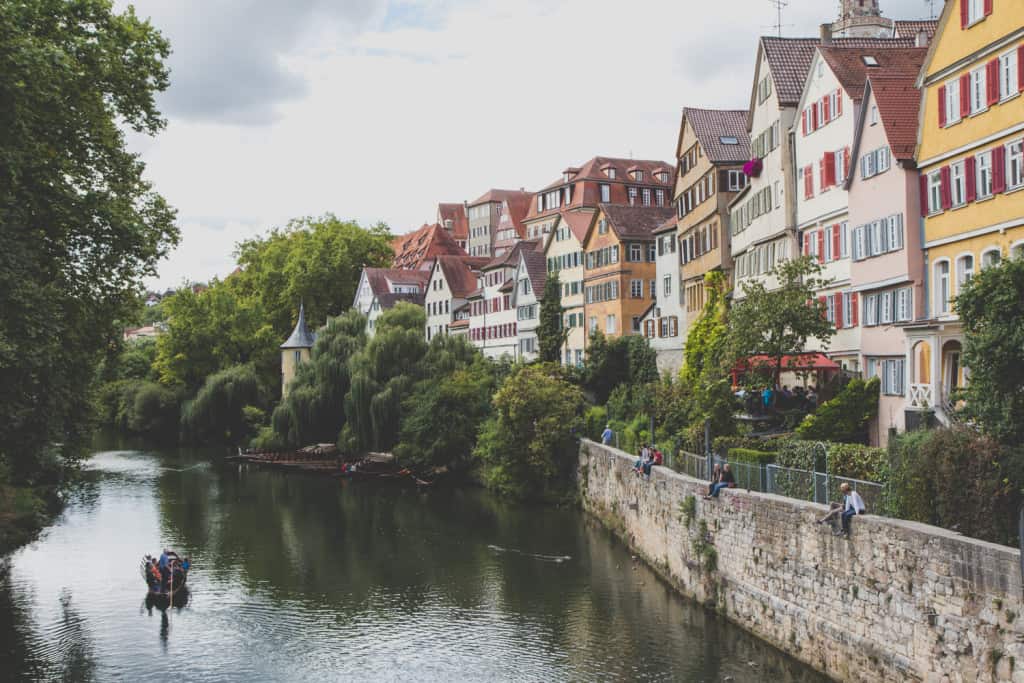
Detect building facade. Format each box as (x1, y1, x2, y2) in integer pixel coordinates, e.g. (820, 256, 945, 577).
(905, 0, 1024, 426)
(646, 218, 685, 374)
(511, 249, 547, 361)
(280, 303, 315, 397)
(466, 189, 533, 258)
(424, 255, 490, 341)
(467, 241, 538, 359)
(543, 211, 592, 367)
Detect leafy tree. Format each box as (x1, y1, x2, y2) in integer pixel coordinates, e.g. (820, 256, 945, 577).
(583, 332, 656, 405)
(955, 257, 1024, 444)
(180, 364, 267, 445)
(0, 0, 178, 478)
(474, 364, 584, 500)
(795, 377, 880, 443)
(727, 256, 835, 388)
(537, 271, 567, 363)
(680, 271, 735, 439)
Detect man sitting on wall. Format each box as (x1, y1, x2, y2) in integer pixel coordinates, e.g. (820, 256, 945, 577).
(817, 483, 866, 537)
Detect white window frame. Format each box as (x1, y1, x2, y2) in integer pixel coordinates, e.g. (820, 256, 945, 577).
(966, 0, 984, 26)
(880, 290, 893, 324)
(928, 171, 943, 214)
(981, 247, 1002, 269)
(605, 314, 616, 334)
(865, 294, 878, 326)
(935, 259, 951, 315)
(950, 161, 966, 207)
(1000, 50, 1019, 101)
(956, 253, 974, 289)
(630, 279, 643, 299)
(843, 292, 854, 328)
(976, 150, 993, 199)
(1008, 140, 1024, 190)
(945, 78, 961, 125)
(970, 67, 987, 115)
(886, 214, 904, 252)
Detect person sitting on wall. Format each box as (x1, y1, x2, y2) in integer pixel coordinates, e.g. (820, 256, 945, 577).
(634, 444, 650, 477)
(817, 483, 866, 537)
(706, 463, 722, 497)
(705, 463, 736, 499)
(651, 448, 663, 467)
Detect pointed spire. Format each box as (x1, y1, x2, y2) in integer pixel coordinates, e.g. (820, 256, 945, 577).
(280, 301, 316, 349)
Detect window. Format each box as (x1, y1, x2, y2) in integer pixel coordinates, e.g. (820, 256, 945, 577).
(600, 184, 610, 202)
(825, 295, 836, 323)
(649, 280, 656, 299)
(589, 316, 597, 332)
(843, 292, 854, 328)
(880, 291, 893, 324)
(928, 171, 943, 214)
(605, 314, 616, 334)
(663, 275, 672, 296)
(896, 288, 912, 322)
(598, 219, 608, 235)
(886, 214, 904, 252)
(642, 188, 652, 206)
(862, 151, 876, 178)
(632, 316, 642, 333)
(950, 161, 966, 206)
(655, 189, 665, 206)
(935, 261, 950, 314)
(835, 149, 847, 184)
(970, 67, 987, 114)
(956, 254, 974, 288)
(628, 187, 638, 205)
(606, 167, 616, 179)
(647, 244, 657, 262)
(976, 151, 993, 199)
(629, 243, 642, 262)
(840, 222, 849, 258)
(865, 294, 878, 326)
(965, 0, 985, 26)
(982, 248, 1001, 269)
(862, 56, 879, 67)
(520, 278, 531, 295)
(720, 136, 739, 145)
(871, 221, 884, 257)
(634, 170, 644, 182)
(879, 359, 905, 396)
(630, 279, 643, 298)
(870, 105, 878, 125)
(945, 78, 961, 125)
(1000, 51, 1019, 100)
(728, 170, 745, 191)
(1008, 140, 1024, 189)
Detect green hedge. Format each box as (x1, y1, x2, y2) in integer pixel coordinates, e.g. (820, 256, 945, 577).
(726, 448, 776, 464)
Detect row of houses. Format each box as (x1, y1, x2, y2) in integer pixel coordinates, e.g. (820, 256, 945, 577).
(286, 0, 1023, 447)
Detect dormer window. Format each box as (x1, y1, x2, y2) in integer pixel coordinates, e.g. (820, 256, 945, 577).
(656, 171, 669, 183)
(719, 136, 739, 145)
(633, 170, 644, 182)
(862, 56, 879, 67)
(606, 167, 616, 179)
(563, 173, 571, 183)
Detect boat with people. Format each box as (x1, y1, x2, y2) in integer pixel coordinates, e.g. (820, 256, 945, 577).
(141, 549, 191, 609)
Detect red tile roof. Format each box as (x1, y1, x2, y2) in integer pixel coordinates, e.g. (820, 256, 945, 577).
(364, 268, 431, 298)
(600, 204, 677, 241)
(865, 75, 923, 161)
(391, 222, 466, 270)
(437, 203, 469, 241)
(683, 108, 751, 163)
(761, 36, 917, 107)
(559, 209, 596, 243)
(482, 238, 541, 270)
(467, 189, 533, 207)
(653, 216, 677, 234)
(377, 291, 425, 309)
(819, 46, 927, 103)
(519, 249, 547, 299)
(893, 19, 938, 41)
(436, 255, 485, 299)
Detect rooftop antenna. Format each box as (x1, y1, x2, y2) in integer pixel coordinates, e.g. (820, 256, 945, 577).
(924, 0, 937, 19)
(766, 0, 792, 37)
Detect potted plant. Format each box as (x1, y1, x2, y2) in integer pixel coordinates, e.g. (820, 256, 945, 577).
(743, 157, 763, 178)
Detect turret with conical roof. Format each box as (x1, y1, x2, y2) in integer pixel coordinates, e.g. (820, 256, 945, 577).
(280, 302, 315, 396)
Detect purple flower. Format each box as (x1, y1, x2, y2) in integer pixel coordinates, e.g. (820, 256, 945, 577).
(743, 158, 763, 178)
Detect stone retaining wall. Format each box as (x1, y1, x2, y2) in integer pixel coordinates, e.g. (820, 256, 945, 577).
(578, 439, 1024, 682)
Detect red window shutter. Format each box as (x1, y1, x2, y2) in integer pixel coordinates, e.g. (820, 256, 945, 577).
(817, 230, 825, 264)
(837, 90, 843, 116)
(966, 156, 977, 202)
(993, 146, 1007, 193)
(834, 293, 844, 329)
(960, 74, 971, 117)
(803, 232, 811, 255)
(1018, 47, 1024, 92)
(940, 165, 952, 209)
(812, 102, 819, 129)
(960, 0, 969, 28)
(938, 86, 947, 127)
(819, 157, 827, 189)
(851, 293, 859, 327)
(984, 0, 993, 16)
(822, 96, 830, 122)
(843, 147, 851, 181)
(832, 224, 841, 258)
(825, 153, 836, 187)
(802, 110, 808, 136)
(919, 174, 929, 216)
(987, 60, 999, 106)
(804, 165, 814, 198)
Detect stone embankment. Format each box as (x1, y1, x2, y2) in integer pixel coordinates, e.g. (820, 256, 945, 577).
(578, 439, 1024, 682)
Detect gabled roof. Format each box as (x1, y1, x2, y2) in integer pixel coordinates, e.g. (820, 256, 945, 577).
(817, 46, 927, 103)
(536, 156, 674, 193)
(599, 204, 676, 241)
(281, 302, 316, 349)
(437, 203, 469, 241)
(435, 255, 486, 299)
(893, 19, 938, 41)
(365, 268, 431, 297)
(482, 239, 541, 270)
(653, 216, 677, 235)
(467, 189, 533, 207)
(867, 75, 924, 162)
(518, 250, 547, 298)
(559, 209, 596, 243)
(760, 36, 918, 107)
(391, 222, 466, 269)
(682, 108, 751, 163)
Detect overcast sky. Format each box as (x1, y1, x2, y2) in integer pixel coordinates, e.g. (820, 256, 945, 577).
(119, 0, 937, 290)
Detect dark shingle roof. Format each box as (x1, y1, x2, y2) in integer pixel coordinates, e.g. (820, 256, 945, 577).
(377, 291, 424, 309)
(520, 250, 547, 298)
(281, 303, 316, 349)
(600, 204, 677, 240)
(893, 19, 938, 41)
(867, 75, 924, 161)
(365, 268, 431, 297)
(467, 189, 533, 207)
(436, 255, 486, 299)
(761, 36, 917, 106)
(684, 108, 751, 163)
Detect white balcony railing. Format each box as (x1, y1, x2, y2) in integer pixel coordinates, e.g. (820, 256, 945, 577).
(908, 383, 933, 410)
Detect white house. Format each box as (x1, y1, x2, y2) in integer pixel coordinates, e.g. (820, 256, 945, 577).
(424, 255, 489, 341)
(647, 218, 684, 374)
(467, 240, 539, 360)
(353, 268, 430, 316)
(511, 249, 547, 361)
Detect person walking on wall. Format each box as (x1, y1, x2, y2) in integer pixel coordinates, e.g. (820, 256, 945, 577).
(601, 424, 614, 446)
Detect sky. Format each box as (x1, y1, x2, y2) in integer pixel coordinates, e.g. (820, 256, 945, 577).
(119, 0, 938, 290)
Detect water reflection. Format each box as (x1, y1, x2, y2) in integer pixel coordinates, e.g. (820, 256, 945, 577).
(0, 447, 827, 682)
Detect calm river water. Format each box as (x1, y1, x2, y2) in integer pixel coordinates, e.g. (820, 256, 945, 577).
(0, 447, 827, 682)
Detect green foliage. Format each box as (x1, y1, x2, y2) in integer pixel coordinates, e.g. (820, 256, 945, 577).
(0, 0, 178, 480)
(888, 427, 1023, 545)
(796, 377, 880, 443)
(728, 257, 835, 388)
(180, 364, 266, 445)
(537, 271, 567, 363)
(678, 495, 697, 528)
(679, 271, 736, 440)
(583, 405, 609, 442)
(95, 379, 180, 441)
(474, 364, 584, 500)
(727, 448, 776, 464)
(584, 332, 658, 407)
(955, 257, 1024, 444)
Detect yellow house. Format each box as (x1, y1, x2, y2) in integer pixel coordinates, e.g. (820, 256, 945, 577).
(905, 0, 1024, 425)
(543, 210, 594, 366)
(280, 302, 315, 397)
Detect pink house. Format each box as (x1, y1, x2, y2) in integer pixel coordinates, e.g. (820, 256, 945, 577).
(845, 71, 926, 446)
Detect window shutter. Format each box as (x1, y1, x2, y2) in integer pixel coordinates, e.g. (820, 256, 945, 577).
(851, 293, 859, 326)
(940, 165, 952, 209)
(965, 156, 977, 202)
(822, 96, 830, 122)
(843, 147, 851, 182)
(804, 165, 814, 198)
(820, 157, 827, 188)
(834, 293, 843, 329)
(987, 60, 999, 106)
(938, 86, 947, 127)
(960, 0, 969, 28)
(817, 230, 825, 264)
(959, 74, 971, 118)
(832, 224, 841, 259)
(803, 232, 811, 255)
(811, 102, 819, 130)
(984, 0, 993, 16)
(993, 146, 1007, 193)
(802, 110, 808, 136)
(824, 153, 836, 187)
(919, 174, 929, 216)
(836, 90, 843, 116)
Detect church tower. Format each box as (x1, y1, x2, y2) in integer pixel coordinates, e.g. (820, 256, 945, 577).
(280, 302, 315, 397)
(831, 0, 893, 38)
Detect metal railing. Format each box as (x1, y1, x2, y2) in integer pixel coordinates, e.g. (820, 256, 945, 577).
(675, 451, 767, 493)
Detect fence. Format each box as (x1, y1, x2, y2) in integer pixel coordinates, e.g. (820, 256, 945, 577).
(674, 452, 767, 493)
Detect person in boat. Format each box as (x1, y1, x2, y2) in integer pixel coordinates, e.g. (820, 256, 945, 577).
(149, 558, 162, 591)
(181, 556, 190, 572)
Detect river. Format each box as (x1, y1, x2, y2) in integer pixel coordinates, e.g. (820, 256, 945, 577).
(0, 447, 828, 682)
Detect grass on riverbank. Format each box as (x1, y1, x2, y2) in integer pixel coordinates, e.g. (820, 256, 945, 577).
(0, 479, 59, 556)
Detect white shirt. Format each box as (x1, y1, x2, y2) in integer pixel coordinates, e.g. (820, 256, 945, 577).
(844, 490, 866, 514)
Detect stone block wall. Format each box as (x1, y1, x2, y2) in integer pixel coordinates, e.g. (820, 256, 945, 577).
(578, 440, 1024, 682)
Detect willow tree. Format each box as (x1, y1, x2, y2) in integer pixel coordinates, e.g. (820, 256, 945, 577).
(345, 303, 427, 452)
(270, 309, 366, 447)
(180, 364, 266, 445)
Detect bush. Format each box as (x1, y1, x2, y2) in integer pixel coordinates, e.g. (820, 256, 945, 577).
(795, 377, 879, 444)
(583, 405, 609, 442)
(713, 435, 783, 457)
(727, 448, 775, 464)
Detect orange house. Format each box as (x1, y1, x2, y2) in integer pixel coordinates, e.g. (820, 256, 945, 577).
(581, 204, 676, 342)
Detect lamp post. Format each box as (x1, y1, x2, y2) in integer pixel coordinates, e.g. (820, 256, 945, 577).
(815, 441, 829, 504)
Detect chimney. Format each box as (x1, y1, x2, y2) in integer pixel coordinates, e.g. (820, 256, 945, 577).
(820, 23, 833, 45)
(915, 30, 929, 48)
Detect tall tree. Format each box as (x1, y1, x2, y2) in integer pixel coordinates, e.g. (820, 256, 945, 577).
(537, 271, 567, 363)
(0, 0, 178, 476)
(955, 256, 1024, 444)
(727, 257, 835, 388)
(680, 271, 735, 438)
